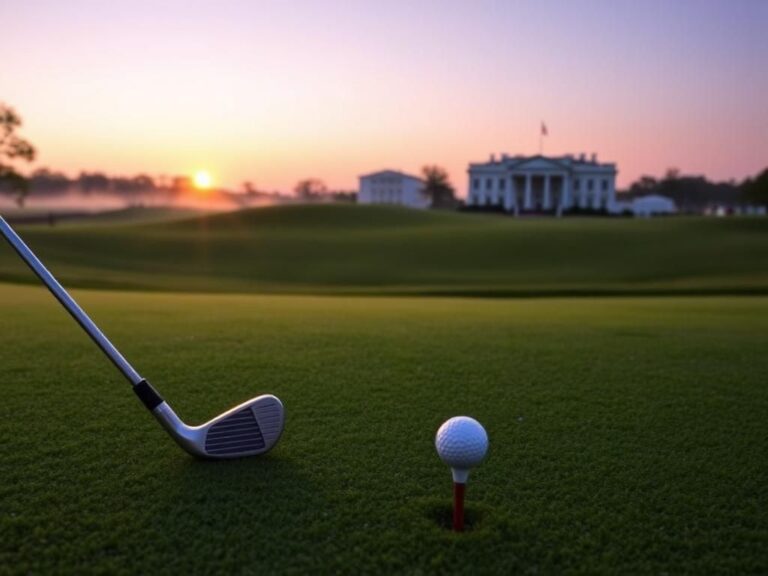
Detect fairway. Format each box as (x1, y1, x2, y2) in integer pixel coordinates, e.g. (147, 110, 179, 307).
(0, 205, 766, 296)
(1, 284, 767, 574)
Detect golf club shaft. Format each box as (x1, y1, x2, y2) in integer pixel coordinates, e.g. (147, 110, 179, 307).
(0, 216, 143, 386)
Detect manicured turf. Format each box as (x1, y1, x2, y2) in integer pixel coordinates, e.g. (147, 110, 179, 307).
(1, 284, 766, 574)
(0, 204, 766, 295)
(1, 206, 207, 227)
(56, 206, 210, 226)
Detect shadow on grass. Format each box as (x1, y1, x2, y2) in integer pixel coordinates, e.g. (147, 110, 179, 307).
(133, 451, 328, 570)
(408, 496, 511, 538)
(168, 452, 319, 512)
(426, 501, 484, 532)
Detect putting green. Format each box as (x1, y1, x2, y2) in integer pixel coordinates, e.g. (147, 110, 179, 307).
(1, 284, 766, 574)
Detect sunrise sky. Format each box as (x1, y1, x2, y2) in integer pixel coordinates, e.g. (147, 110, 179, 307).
(2, 0, 766, 194)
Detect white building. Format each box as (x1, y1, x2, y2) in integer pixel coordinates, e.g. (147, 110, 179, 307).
(631, 195, 677, 217)
(358, 170, 429, 209)
(467, 153, 617, 214)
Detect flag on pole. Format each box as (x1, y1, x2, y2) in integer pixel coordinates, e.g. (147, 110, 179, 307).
(541, 122, 548, 136)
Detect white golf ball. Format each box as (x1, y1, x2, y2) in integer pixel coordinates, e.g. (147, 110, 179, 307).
(435, 416, 489, 472)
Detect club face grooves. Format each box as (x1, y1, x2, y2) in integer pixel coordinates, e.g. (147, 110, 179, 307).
(205, 408, 266, 455)
(152, 395, 284, 459)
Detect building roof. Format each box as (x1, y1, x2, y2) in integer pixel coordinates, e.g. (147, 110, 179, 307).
(359, 169, 424, 182)
(469, 153, 617, 173)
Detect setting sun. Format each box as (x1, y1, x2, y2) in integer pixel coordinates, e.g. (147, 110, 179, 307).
(193, 170, 212, 190)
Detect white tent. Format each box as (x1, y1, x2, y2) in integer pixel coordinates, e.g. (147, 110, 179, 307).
(632, 195, 677, 217)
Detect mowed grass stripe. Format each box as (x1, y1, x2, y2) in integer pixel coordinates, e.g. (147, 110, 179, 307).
(0, 284, 766, 574)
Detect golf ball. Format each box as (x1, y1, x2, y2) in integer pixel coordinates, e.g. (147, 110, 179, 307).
(435, 416, 489, 470)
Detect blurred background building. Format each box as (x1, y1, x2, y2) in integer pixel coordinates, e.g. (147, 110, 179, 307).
(466, 153, 617, 215)
(358, 170, 429, 209)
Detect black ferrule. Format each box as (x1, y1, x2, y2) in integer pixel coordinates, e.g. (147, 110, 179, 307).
(133, 379, 164, 410)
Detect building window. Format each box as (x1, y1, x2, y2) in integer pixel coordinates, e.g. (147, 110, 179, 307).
(498, 178, 505, 190)
(602, 179, 609, 191)
(587, 179, 594, 192)
(473, 178, 479, 190)
(486, 178, 492, 190)
(574, 178, 580, 191)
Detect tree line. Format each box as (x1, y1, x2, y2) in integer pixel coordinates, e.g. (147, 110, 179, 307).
(626, 167, 768, 212)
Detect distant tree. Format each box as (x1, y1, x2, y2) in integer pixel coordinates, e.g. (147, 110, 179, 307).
(664, 167, 680, 181)
(657, 167, 680, 199)
(156, 174, 169, 189)
(326, 190, 357, 203)
(0, 104, 36, 206)
(78, 171, 111, 194)
(242, 181, 256, 196)
(30, 168, 71, 195)
(421, 165, 456, 209)
(742, 168, 768, 205)
(294, 178, 327, 200)
(171, 176, 192, 192)
(628, 176, 658, 196)
(131, 174, 155, 192)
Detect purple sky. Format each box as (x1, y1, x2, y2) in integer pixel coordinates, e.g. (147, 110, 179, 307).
(2, 0, 766, 193)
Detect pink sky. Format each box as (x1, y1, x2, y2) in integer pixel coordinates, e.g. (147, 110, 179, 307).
(2, 0, 766, 196)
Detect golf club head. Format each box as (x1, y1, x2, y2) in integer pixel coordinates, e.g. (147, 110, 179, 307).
(152, 394, 285, 459)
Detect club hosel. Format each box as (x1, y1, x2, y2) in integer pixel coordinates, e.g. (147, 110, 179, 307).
(451, 467, 470, 484)
(150, 401, 209, 458)
(132, 379, 164, 410)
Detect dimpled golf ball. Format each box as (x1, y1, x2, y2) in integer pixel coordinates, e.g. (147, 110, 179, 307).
(435, 416, 489, 470)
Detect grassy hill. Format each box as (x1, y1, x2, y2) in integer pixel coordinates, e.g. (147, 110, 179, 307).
(1, 204, 766, 296)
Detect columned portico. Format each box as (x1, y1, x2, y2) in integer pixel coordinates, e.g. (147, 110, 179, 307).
(467, 153, 618, 216)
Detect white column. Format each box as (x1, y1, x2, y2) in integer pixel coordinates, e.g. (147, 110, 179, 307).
(504, 177, 513, 211)
(511, 176, 519, 216)
(524, 173, 532, 210)
(561, 173, 570, 208)
(608, 177, 616, 211)
(544, 175, 551, 210)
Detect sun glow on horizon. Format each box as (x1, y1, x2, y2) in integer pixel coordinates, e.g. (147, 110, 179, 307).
(193, 170, 213, 190)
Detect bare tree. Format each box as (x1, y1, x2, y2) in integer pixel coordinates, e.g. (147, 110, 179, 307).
(0, 104, 36, 206)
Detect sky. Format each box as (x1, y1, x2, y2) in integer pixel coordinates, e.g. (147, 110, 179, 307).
(2, 0, 767, 195)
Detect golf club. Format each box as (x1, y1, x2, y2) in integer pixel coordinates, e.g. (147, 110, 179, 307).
(0, 216, 284, 458)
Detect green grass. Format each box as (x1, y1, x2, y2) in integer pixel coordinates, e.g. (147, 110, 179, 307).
(56, 206, 211, 226)
(1, 284, 767, 574)
(2, 206, 209, 227)
(0, 204, 766, 296)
